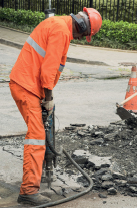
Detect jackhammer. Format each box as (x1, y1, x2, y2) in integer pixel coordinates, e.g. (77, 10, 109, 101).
(33, 106, 93, 208)
(41, 105, 57, 188)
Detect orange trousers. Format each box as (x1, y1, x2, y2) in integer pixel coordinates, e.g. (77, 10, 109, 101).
(9, 80, 46, 195)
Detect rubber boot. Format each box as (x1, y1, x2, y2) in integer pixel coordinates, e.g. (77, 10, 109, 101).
(17, 193, 51, 206)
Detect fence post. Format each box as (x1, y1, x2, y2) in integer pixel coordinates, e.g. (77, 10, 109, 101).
(72, 0, 74, 13)
(15, 0, 18, 10)
(90, 0, 93, 8)
(116, 0, 120, 21)
(28, 0, 30, 10)
(2, 0, 4, 7)
(57, 0, 59, 14)
(42, 0, 44, 12)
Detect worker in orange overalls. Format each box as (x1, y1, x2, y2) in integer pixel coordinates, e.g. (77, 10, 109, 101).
(9, 7, 102, 206)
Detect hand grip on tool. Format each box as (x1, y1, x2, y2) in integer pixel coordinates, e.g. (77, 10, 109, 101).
(116, 92, 137, 107)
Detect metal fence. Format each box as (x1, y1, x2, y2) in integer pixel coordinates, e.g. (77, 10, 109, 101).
(1, 0, 137, 23)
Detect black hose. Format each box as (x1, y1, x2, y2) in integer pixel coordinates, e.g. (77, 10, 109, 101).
(32, 148, 93, 208)
(46, 131, 62, 156)
(32, 119, 93, 208)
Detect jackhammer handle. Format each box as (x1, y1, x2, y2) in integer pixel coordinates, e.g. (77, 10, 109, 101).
(119, 92, 137, 107)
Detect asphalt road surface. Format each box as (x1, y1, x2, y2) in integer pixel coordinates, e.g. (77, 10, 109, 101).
(0, 44, 129, 135)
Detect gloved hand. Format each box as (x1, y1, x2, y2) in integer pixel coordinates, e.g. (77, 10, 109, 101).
(42, 99, 54, 116)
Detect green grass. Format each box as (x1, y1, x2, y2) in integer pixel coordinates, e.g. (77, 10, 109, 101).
(71, 37, 137, 51)
(0, 20, 34, 33)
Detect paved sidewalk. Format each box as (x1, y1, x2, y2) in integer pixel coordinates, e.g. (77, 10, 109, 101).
(0, 26, 137, 67)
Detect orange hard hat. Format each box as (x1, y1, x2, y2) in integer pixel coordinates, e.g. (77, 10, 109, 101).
(83, 7, 102, 42)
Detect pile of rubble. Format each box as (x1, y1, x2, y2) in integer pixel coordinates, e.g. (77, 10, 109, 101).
(55, 119, 137, 198)
(1, 118, 137, 198)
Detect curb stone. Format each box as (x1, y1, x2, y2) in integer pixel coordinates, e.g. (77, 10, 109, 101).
(0, 38, 108, 66)
(0, 38, 23, 49)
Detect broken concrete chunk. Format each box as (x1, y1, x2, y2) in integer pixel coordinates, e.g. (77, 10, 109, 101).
(98, 193, 107, 198)
(114, 180, 127, 186)
(104, 132, 118, 141)
(66, 150, 90, 167)
(95, 168, 108, 177)
(107, 125, 115, 131)
(102, 174, 113, 181)
(77, 131, 86, 137)
(72, 150, 91, 158)
(65, 126, 76, 130)
(88, 125, 94, 131)
(70, 124, 86, 127)
(107, 187, 117, 195)
(90, 138, 104, 145)
(112, 172, 126, 180)
(88, 155, 112, 169)
(94, 131, 104, 136)
(128, 186, 137, 194)
(102, 181, 114, 189)
(127, 177, 137, 184)
(84, 146, 89, 151)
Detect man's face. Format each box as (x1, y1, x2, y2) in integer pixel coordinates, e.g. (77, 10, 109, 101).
(72, 15, 89, 40)
(73, 30, 88, 40)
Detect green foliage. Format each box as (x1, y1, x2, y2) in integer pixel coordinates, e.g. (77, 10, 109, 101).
(72, 19, 137, 50)
(0, 7, 45, 26)
(95, 20, 137, 44)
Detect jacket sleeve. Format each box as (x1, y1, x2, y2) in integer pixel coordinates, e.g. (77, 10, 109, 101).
(40, 31, 70, 90)
(53, 54, 67, 87)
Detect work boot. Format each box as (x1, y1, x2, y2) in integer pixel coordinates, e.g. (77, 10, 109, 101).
(17, 193, 51, 206)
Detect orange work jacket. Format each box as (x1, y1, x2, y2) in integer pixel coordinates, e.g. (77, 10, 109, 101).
(10, 16, 73, 99)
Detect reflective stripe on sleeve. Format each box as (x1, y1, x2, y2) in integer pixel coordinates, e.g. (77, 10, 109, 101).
(59, 64, 65, 72)
(26, 36, 46, 58)
(24, 139, 45, 146)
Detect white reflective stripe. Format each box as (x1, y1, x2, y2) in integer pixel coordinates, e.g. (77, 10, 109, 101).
(59, 64, 64, 72)
(127, 85, 130, 92)
(26, 36, 46, 58)
(131, 71, 137, 78)
(24, 139, 45, 146)
(133, 86, 136, 91)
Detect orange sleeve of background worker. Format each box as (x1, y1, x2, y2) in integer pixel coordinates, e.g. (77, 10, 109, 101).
(40, 31, 70, 90)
